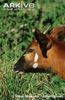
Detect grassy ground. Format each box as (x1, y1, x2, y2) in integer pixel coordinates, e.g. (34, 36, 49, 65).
(0, 0, 65, 100)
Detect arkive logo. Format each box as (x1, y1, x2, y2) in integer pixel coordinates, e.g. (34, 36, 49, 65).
(3, 2, 35, 10)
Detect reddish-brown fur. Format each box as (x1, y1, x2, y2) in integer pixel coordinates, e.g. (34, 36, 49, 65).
(24, 40, 49, 69)
(14, 26, 65, 79)
(27, 36, 65, 79)
(33, 26, 65, 79)
(50, 25, 65, 41)
(47, 37, 65, 79)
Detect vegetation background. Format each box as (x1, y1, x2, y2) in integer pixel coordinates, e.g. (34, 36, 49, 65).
(0, 0, 65, 100)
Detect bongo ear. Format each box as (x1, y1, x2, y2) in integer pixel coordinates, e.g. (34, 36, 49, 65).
(33, 28, 52, 58)
(50, 26, 65, 41)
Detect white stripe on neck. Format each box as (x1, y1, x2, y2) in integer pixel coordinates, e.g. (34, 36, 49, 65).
(34, 53, 39, 62)
(33, 53, 39, 69)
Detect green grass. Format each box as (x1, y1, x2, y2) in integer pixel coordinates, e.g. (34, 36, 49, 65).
(0, 0, 65, 100)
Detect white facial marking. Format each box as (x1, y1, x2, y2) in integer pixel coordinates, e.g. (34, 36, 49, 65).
(33, 63, 38, 68)
(32, 53, 39, 69)
(34, 53, 39, 62)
